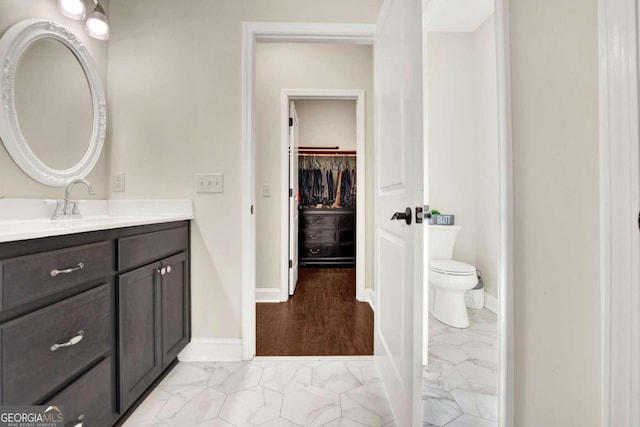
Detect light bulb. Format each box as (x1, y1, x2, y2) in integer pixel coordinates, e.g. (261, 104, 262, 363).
(58, 0, 86, 20)
(86, 3, 110, 40)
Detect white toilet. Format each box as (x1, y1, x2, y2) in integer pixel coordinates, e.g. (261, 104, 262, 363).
(429, 225, 477, 328)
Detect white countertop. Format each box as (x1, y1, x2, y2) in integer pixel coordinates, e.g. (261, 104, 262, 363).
(0, 199, 194, 243)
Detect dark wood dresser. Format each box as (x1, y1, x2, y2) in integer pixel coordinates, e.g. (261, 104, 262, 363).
(299, 208, 355, 267)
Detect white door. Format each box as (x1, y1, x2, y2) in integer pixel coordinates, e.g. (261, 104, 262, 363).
(374, 0, 424, 425)
(289, 101, 300, 295)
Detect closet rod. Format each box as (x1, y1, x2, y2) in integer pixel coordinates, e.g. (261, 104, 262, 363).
(299, 146, 339, 150)
(297, 151, 356, 156)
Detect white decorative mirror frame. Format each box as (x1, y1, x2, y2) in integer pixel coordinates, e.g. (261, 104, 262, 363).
(0, 19, 106, 186)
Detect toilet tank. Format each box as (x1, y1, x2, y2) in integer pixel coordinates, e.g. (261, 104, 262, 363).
(429, 225, 461, 259)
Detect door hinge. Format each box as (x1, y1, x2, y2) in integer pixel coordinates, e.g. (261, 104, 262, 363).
(251, 205, 254, 214)
(289, 117, 293, 127)
(289, 188, 293, 197)
(289, 259, 293, 268)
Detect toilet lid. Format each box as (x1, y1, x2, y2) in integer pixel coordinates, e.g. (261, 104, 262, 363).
(430, 260, 477, 276)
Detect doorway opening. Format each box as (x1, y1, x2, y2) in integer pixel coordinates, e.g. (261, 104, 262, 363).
(251, 42, 373, 356)
(421, 0, 513, 425)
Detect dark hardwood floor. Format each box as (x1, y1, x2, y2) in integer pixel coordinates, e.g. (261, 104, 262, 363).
(256, 268, 373, 356)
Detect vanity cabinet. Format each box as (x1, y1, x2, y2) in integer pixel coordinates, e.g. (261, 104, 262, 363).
(45, 357, 113, 427)
(118, 251, 189, 411)
(118, 262, 163, 411)
(0, 221, 191, 426)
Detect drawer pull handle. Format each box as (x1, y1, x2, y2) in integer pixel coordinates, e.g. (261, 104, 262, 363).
(309, 248, 321, 255)
(71, 414, 85, 427)
(50, 263, 84, 277)
(310, 234, 320, 240)
(51, 330, 85, 352)
(309, 220, 320, 225)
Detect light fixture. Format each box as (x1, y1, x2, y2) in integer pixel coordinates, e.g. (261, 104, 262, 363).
(58, 0, 86, 20)
(58, 0, 110, 40)
(85, 1, 109, 40)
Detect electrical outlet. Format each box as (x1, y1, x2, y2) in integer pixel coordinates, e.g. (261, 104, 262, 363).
(112, 172, 125, 192)
(196, 173, 223, 193)
(263, 184, 272, 197)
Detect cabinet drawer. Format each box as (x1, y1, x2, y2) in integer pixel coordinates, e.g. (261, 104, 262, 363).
(0, 241, 112, 310)
(338, 214, 356, 228)
(337, 229, 355, 243)
(301, 215, 336, 229)
(118, 226, 188, 270)
(301, 230, 336, 244)
(301, 244, 338, 258)
(339, 243, 356, 257)
(46, 357, 112, 427)
(2, 285, 111, 404)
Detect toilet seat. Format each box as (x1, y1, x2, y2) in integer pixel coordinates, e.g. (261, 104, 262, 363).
(430, 260, 476, 276)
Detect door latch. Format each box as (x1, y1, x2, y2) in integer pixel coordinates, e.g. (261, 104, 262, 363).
(416, 205, 432, 224)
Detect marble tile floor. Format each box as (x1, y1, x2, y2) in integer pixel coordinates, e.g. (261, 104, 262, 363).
(422, 308, 498, 427)
(123, 358, 397, 427)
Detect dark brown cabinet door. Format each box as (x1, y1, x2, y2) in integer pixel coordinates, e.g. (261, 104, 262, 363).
(117, 262, 162, 412)
(161, 252, 189, 367)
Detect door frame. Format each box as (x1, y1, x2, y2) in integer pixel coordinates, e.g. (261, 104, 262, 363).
(241, 22, 375, 360)
(240, 14, 514, 425)
(598, 0, 640, 425)
(279, 89, 367, 302)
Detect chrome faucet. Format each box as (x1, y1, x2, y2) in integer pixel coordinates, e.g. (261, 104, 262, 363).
(51, 178, 96, 220)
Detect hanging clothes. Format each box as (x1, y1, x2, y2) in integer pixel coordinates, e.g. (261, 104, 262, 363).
(297, 154, 356, 208)
(333, 169, 343, 208)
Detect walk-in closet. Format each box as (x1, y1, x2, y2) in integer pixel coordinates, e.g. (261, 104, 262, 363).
(255, 92, 373, 356)
(298, 150, 356, 268)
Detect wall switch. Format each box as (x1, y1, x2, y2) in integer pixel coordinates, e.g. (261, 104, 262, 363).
(263, 184, 272, 197)
(112, 172, 125, 192)
(211, 173, 223, 193)
(196, 173, 223, 193)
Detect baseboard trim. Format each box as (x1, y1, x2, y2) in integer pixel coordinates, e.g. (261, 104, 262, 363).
(484, 292, 498, 314)
(256, 287, 281, 303)
(365, 288, 375, 311)
(178, 338, 243, 362)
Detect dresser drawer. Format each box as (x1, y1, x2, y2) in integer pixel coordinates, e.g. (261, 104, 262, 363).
(301, 243, 338, 258)
(0, 241, 112, 310)
(301, 214, 336, 229)
(301, 229, 336, 244)
(118, 226, 188, 270)
(337, 229, 355, 243)
(2, 285, 111, 404)
(337, 213, 356, 228)
(339, 243, 356, 257)
(46, 357, 112, 427)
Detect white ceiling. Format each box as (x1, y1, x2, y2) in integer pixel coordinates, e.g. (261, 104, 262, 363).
(423, 0, 494, 33)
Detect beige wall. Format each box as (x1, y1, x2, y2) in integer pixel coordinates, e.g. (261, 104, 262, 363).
(296, 99, 357, 150)
(472, 16, 500, 300)
(427, 15, 500, 298)
(510, 0, 601, 424)
(255, 43, 373, 291)
(0, 0, 110, 198)
(107, 0, 382, 338)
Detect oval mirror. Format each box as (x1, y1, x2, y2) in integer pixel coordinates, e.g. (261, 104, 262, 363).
(0, 19, 106, 186)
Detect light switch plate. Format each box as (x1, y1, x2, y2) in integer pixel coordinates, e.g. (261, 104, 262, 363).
(112, 172, 125, 192)
(196, 173, 223, 193)
(211, 173, 223, 193)
(263, 184, 272, 197)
